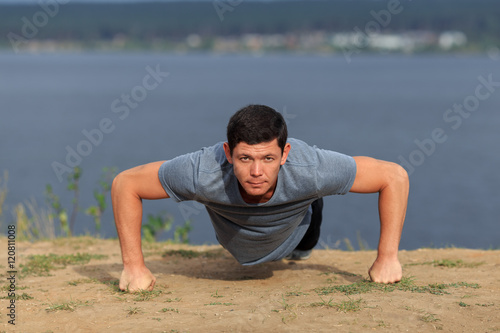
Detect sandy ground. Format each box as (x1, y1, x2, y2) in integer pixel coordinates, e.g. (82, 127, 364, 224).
(1, 237, 499, 333)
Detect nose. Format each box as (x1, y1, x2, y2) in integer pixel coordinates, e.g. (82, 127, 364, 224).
(250, 161, 263, 177)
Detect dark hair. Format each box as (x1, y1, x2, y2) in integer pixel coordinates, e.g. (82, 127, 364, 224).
(226, 104, 288, 155)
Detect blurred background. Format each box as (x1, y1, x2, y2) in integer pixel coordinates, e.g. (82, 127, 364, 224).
(0, 0, 499, 250)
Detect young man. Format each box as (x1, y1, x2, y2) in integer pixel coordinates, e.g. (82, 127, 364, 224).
(112, 105, 409, 292)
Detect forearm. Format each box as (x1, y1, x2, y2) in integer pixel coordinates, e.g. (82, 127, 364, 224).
(111, 162, 167, 292)
(350, 157, 409, 283)
(376, 167, 409, 259)
(112, 173, 146, 269)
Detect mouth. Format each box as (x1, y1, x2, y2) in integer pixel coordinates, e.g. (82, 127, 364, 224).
(247, 181, 265, 187)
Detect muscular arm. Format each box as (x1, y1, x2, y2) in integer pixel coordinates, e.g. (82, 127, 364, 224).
(350, 156, 409, 283)
(111, 161, 169, 292)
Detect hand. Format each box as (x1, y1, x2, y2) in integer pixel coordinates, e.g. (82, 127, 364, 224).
(119, 266, 156, 292)
(368, 256, 402, 284)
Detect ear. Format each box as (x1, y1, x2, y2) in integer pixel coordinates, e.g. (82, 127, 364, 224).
(223, 142, 233, 164)
(280, 143, 291, 166)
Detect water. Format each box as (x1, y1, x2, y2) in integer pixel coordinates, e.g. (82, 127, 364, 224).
(1, 52, 499, 250)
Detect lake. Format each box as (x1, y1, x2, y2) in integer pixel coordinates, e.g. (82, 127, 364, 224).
(1, 51, 499, 250)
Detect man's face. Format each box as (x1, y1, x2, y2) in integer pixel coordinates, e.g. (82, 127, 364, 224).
(224, 139, 291, 204)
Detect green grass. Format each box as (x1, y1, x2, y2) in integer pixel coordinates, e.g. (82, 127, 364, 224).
(45, 300, 92, 312)
(277, 295, 293, 311)
(204, 302, 235, 306)
(211, 290, 224, 298)
(51, 236, 98, 249)
(20, 253, 108, 278)
(475, 303, 495, 307)
(315, 278, 382, 296)
(421, 313, 440, 323)
(165, 297, 182, 303)
(314, 276, 481, 296)
(0, 292, 33, 301)
(448, 282, 481, 289)
(97, 279, 124, 294)
(126, 306, 142, 316)
(133, 289, 163, 301)
(310, 296, 364, 312)
(68, 278, 100, 286)
(285, 291, 309, 297)
(0, 284, 28, 291)
(406, 259, 485, 268)
(273, 295, 298, 324)
(161, 307, 179, 313)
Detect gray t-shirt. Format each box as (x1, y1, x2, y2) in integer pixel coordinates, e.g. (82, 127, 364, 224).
(158, 138, 356, 265)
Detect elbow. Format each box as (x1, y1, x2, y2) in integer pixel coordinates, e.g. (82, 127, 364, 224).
(379, 162, 409, 193)
(397, 163, 409, 187)
(112, 171, 124, 190)
(389, 162, 410, 194)
(111, 172, 122, 203)
(111, 171, 131, 202)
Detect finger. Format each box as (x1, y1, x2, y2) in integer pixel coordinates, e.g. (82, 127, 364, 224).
(148, 278, 156, 291)
(119, 281, 129, 291)
(368, 267, 377, 282)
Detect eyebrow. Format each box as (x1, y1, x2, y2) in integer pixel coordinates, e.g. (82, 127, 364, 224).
(236, 152, 278, 158)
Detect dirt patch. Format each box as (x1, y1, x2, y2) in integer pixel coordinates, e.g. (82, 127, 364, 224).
(1, 237, 499, 332)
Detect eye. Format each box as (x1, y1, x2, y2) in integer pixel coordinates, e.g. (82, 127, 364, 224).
(265, 156, 275, 162)
(240, 156, 250, 161)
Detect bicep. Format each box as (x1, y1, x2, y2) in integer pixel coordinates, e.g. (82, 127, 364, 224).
(349, 156, 399, 194)
(114, 161, 170, 200)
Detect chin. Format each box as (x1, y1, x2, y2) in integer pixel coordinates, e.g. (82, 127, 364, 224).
(243, 186, 268, 197)
(244, 189, 264, 197)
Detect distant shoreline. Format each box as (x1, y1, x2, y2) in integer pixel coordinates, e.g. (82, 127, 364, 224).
(0, 41, 496, 56)
(1, 0, 499, 55)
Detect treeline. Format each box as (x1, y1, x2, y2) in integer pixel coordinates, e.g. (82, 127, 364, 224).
(1, 0, 499, 48)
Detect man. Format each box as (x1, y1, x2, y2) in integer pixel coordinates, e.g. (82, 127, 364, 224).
(112, 105, 409, 292)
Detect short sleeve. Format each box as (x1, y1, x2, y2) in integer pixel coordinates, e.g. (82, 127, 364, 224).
(283, 139, 357, 199)
(314, 147, 357, 197)
(158, 152, 200, 202)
